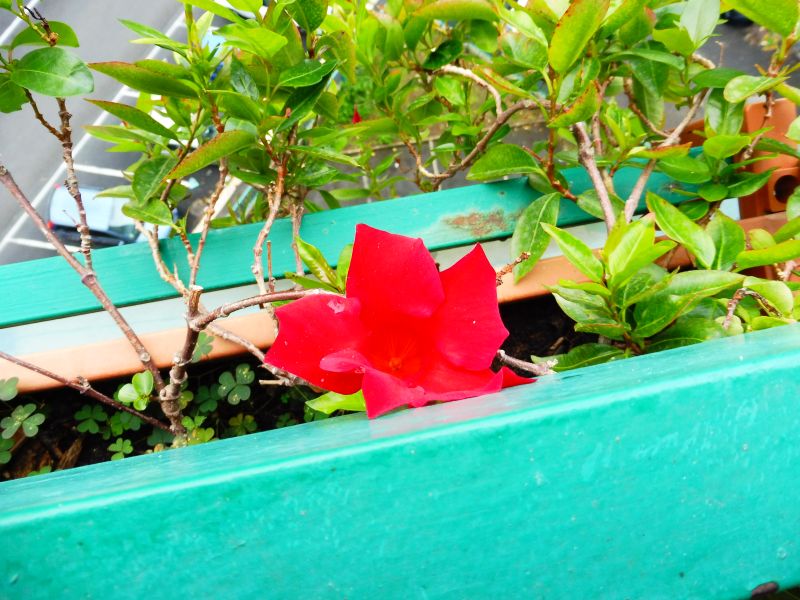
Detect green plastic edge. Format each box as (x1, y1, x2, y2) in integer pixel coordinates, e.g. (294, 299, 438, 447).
(0, 163, 693, 327)
(1, 323, 798, 599)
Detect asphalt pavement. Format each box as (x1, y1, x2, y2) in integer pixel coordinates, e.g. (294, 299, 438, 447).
(0, 0, 183, 264)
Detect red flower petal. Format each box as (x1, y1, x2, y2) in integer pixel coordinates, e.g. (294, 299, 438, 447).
(431, 245, 509, 370)
(499, 366, 535, 388)
(361, 368, 426, 418)
(347, 224, 444, 319)
(265, 294, 366, 394)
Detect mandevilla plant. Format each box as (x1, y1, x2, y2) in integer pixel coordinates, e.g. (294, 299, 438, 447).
(0, 0, 799, 474)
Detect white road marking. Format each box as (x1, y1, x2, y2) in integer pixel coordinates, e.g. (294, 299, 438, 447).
(9, 237, 79, 253)
(72, 164, 125, 178)
(0, 11, 186, 257)
(0, 0, 41, 46)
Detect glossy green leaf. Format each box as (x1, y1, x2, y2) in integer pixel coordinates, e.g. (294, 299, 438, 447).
(86, 100, 179, 141)
(133, 156, 178, 203)
(679, 0, 719, 48)
(0, 74, 27, 113)
(775, 218, 800, 243)
(168, 130, 256, 179)
(657, 155, 711, 184)
(702, 134, 751, 159)
(735, 239, 800, 270)
(422, 40, 463, 70)
(651, 27, 694, 56)
(690, 67, 745, 89)
(280, 79, 329, 130)
(306, 390, 366, 415)
(743, 277, 795, 316)
(679, 200, 709, 221)
(705, 89, 744, 136)
(286, 0, 329, 31)
(414, 0, 498, 22)
(630, 143, 692, 160)
(122, 198, 173, 226)
(647, 192, 715, 268)
(726, 170, 773, 199)
(724, 75, 786, 104)
(749, 228, 776, 250)
(548, 0, 610, 74)
(0, 377, 18, 402)
(541, 223, 603, 283)
(750, 315, 794, 330)
(287, 145, 359, 167)
(599, 0, 647, 38)
(511, 193, 560, 281)
(296, 236, 337, 285)
(337, 244, 353, 290)
(217, 23, 288, 59)
(10, 21, 79, 49)
(549, 84, 599, 128)
(614, 264, 671, 308)
(788, 188, 800, 221)
(753, 136, 800, 160)
(647, 317, 728, 353)
(707, 213, 746, 271)
(549, 343, 624, 372)
(11, 47, 93, 97)
(607, 219, 653, 278)
(467, 144, 537, 181)
(697, 182, 728, 202)
(132, 371, 154, 397)
(90, 62, 196, 98)
(177, 0, 243, 22)
(724, 0, 798, 37)
(278, 59, 337, 88)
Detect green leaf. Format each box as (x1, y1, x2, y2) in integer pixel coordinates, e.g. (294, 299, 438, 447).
(681, 200, 710, 220)
(647, 317, 728, 353)
(133, 156, 178, 202)
(168, 130, 255, 179)
(775, 217, 800, 243)
(629, 143, 692, 160)
(11, 21, 79, 49)
(549, 343, 624, 372)
(191, 332, 214, 363)
(235, 364, 255, 385)
(726, 170, 773, 199)
(0, 377, 18, 402)
(511, 193, 561, 281)
(11, 47, 94, 97)
(86, 100, 179, 141)
(724, 75, 786, 104)
(788, 188, 800, 221)
(217, 22, 288, 59)
(422, 39, 463, 70)
(788, 116, 800, 143)
(735, 239, 800, 270)
(548, 0, 610, 74)
(707, 213, 746, 270)
(280, 78, 329, 130)
(0, 74, 27, 113)
(122, 198, 173, 226)
(336, 244, 353, 290)
(647, 192, 715, 268)
(691, 67, 746, 89)
(287, 145, 359, 167)
(296, 236, 337, 285)
(652, 27, 694, 57)
(657, 155, 711, 184)
(414, 0, 498, 22)
(278, 58, 337, 88)
(176, 0, 243, 22)
(467, 143, 537, 181)
(549, 84, 599, 128)
(132, 371, 154, 397)
(541, 223, 603, 283)
(743, 277, 795, 316)
(724, 0, 798, 37)
(286, 0, 329, 30)
(118, 384, 139, 404)
(697, 182, 728, 202)
(702, 134, 751, 159)
(307, 390, 366, 415)
(90, 62, 196, 98)
(679, 0, 719, 48)
(705, 89, 744, 136)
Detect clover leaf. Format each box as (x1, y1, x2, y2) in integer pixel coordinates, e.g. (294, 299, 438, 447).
(0, 438, 12, 464)
(27, 465, 52, 477)
(181, 415, 214, 445)
(1, 403, 45, 439)
(108, 437, 133, 460)
(218, 364, 254, 405)
(227, 413, 256, 437)
(195, 384, 220, 413)
(108, 412, 142, 437)
(75, 404, 108, 434)
(0, 377, 18, 401)
(191, 332, 214, 363)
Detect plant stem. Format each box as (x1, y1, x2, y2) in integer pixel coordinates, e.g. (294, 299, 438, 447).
(191, 289, 322, 331)
(573, 122, 616, 231)
(495, 350, 556, 376)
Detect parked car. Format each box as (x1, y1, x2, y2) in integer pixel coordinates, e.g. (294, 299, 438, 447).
(47, 186, 170, 248)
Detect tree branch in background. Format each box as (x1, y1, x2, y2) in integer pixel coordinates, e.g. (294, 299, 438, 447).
(0, 350, 170, 432)
(573, 122, 617, 231)
(0, 165, 167, 394)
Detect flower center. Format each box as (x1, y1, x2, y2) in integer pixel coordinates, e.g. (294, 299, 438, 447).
(388, 357, 403, 372)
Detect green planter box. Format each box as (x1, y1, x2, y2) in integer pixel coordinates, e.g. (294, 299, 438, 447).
(1, 323, 799, 599)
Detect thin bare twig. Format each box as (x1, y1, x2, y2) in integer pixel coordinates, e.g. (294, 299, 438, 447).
(252, 169, 285, 296)
(0, 165, 166, 397)
(723, 288, 782, 328)
(623, 90, 708, 222)
(191, 289, 323, 331)
(495, 251, 530, 286)
(0, 350, 170, 432)
(496, 349, 557, 376)
(573, 122, 617, 231)
(190, 159, 228, 288)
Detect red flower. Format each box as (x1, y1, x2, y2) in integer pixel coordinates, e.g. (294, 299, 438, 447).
(265, 225, 532, 417)
(352, 105, 362, 124)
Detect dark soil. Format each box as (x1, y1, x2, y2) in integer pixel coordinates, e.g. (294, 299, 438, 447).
(1, 293, 587, 481)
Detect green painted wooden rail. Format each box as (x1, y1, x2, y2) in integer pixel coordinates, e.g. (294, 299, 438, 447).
(1, 323, 798, 599)
(0, 164, 692, 328)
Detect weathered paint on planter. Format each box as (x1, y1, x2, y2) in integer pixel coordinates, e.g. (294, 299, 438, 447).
(0, 162, 694, 328)
(1, 323, 799, 599)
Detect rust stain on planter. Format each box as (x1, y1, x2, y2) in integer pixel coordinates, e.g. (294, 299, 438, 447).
(442, 208, 518, 238)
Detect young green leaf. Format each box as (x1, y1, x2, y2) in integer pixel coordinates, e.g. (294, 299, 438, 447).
(0, 74, 27, 113)
(679, 0, 719, 48)
(122, 198, 173, 226)
(511, 193, 561, 281)
(467, 143, 538, 181)
(735, 239, 800, 271)
(286, 0, 329, 30)
(11, 47, 94, 97)
(657, 155, 711, 184)
(132, 156, 178, 202)
(414, 0, 498, 22)
(541, 223, 603, 283)
(11, 21, 80, 49)
(702, 134, 751, 160)
(724, 75, 786, 104)
(548, 0, 611, 74)
(0, 377, 18, 402)
(296, 236, 338, 285)
(306, 390, 367, 415)
(707, 213, 746, 271)
(742, 277, 795, 316)
(647, 192, 715, 268)
(548, 343, 625, 371)
(278, 59, 338, 88)
(723, 0, 798, 37)
(774, 217, 800, 244)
